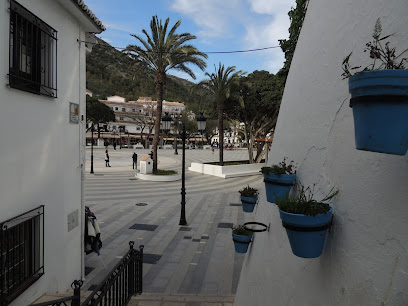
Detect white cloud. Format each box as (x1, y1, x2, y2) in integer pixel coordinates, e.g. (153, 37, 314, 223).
(248, 0, 292, 15)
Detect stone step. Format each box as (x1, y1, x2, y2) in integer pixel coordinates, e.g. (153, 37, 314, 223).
(129, 293, 235, 305)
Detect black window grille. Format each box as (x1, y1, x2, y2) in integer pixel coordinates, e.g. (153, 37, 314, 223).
(0, 205, 44, 305)
(8, 1, 57, 98)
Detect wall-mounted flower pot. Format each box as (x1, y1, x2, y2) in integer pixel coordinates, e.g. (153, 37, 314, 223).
(232, 233, 252, 253)
(279, 208, 333, 258)
(349, 70, 408, 155)
(263, 173, 296, 203)
(240, 195, 257, 213)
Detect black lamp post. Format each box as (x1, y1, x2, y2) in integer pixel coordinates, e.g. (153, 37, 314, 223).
(119, 127, 122, 149)
(179, 114, 206, 226)
(162, 112, 172, 145)
(90, 123, 94, 174)
(196, 112, 207, 147)
(174, 113, 182, 155)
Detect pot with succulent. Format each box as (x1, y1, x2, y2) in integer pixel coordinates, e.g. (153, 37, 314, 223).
(239, 186, 258, 213)
(232, 224, 253, 253)
(276, 185, 338, 258)
(342, 18, 408, 155)
(260, 158, 296, 204)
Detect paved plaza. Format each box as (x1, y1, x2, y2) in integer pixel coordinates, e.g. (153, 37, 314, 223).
(83, 147, 264, 304)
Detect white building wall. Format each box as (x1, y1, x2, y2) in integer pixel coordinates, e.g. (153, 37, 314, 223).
(0, 0, 92, 304)
(235, 0, 408, 305)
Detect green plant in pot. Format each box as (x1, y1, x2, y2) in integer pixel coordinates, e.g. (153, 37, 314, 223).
(239, 186, 258, 213)
(342, 18, 408, 155)
(276, 185, 338, 258)
(232, 224, 253, 253)
(261, 158, 296, 204)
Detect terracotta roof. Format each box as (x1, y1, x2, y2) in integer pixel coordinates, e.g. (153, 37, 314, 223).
(70, 0, 106, 32)
(86, 89, 92, 93)
(140, 156, 151, 161)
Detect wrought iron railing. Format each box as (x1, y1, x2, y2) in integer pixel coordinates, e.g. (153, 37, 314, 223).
(82, 242, 143, 306)
(31, 242, 143, 306)
(0, 205, 45, 306)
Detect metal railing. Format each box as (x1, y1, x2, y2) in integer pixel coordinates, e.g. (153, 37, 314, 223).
(31, 280, 82, 306)
(0, 205, 45, 306)
(82, 242, 143, 306)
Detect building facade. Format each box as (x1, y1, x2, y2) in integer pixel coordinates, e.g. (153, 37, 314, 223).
(234, 0, 408, 305)
(0, 0, 104, 304)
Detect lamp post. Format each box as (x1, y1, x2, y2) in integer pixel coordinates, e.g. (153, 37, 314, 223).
(119, 127, 122, 149)
(196, 112, 207, 147)
(90, 123, 94, 174)
(174, 113, 182, 155)
(179, 114, 206, 226)
(162, 112, 172, 146)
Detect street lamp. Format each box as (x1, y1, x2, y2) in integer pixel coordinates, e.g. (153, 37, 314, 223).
(90, 123, 94, 174)
(196, 112, 207, 147)
(179, 114, 207, 226)
(174, 113, 182, 155)
(119, 126, 122, 149)
(162, 112, 172, 145)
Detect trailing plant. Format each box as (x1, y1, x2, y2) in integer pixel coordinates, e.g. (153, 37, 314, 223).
(342, 18, 408, 79)
(261, 157, 296, 175)
(239, 186, 258, 198)
(232, 225, 253, 236)
(276, 184, 338, 216)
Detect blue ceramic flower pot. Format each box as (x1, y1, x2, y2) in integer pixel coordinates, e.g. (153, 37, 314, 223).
(240, 195, 257, 213)
(232, 233, 252, 253)
(279, 208, 333, 258)
(263, 173, 296, 204)
(349, 70, 408, 155)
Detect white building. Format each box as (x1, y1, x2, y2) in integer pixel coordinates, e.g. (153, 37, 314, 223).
(0, 0, 104, 305)
(235, 0, 408, 305)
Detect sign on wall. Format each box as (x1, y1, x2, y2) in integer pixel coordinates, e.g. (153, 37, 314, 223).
(69, 102, 79, 124)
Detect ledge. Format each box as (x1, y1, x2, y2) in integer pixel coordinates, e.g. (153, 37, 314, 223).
(188, 162, 265, 179)
(136, 173, 181, 181)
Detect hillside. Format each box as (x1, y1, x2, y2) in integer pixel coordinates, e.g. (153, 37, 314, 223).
(86, 37, 195, 103)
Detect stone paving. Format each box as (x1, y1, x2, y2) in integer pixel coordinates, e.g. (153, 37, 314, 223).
(83, 147, 264, 304)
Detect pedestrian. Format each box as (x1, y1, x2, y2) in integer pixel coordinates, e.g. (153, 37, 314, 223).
(212, 147, 215, 155)
(149, 150, 153, 160)
(132, 152, 138, 170)
(105, 150, 111, 167)
(113, 141, 117, 150)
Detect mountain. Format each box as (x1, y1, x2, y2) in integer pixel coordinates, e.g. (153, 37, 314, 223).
(86, 37, 195, 103)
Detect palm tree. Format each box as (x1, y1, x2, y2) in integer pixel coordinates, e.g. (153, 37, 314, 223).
(125, 16, 207, 173)
(201, 63, 242, 165)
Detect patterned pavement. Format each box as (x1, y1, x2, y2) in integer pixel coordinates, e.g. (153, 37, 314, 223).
(83, 147, 264, 303)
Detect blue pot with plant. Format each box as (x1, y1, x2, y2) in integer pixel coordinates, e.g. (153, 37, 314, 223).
(261, 158, 296, 203)
(239, 186, 258, 213)
(232, 225, 253, 253)
(276, 185, 338, 258)
(342, 18, 408, 155)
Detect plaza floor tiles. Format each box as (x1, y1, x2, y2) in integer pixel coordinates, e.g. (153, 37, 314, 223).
(129, 224, 158, 231)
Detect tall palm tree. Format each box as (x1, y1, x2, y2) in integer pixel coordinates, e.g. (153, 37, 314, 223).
(201, 63, 242, 165)
(125, 16, 207, 173)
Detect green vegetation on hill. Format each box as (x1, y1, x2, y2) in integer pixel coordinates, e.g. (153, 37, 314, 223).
(86, 37, 194, 102)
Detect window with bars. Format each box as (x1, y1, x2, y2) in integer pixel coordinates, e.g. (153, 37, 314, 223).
(8, 1, 57, 97)
(0, 206, 44, 305)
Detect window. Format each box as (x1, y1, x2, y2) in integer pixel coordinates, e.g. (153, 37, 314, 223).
(122, 108, 126, 112)
(0, 206, 44, 304)
(119, 117, 124, 121)
(132, 109, 135, 112)
(9, 1, 57, 97)
(115, 107, 118, 111)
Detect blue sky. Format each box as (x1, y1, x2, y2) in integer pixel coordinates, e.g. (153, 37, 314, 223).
(86, 0, 296, 83)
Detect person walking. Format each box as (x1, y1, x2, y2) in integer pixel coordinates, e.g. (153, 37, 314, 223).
(132, 152, 138, 170)
(105, 150, 111, 167)
(113, 141, 117, 150)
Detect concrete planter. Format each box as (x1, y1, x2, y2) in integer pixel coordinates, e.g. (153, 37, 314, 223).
(136, 173, 181, 181)
(189, 162, 265, 178)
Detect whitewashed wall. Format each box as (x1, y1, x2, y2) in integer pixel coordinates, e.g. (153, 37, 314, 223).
(0, 0, 90, 304)
(235, 0, 408, 305)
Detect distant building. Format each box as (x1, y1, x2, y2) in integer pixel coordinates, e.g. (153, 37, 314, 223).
(86, 88, 93, 97)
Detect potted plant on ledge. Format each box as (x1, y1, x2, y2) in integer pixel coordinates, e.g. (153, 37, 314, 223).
(276, 185, 338, 258)
(232, 225, 253, 253)
(261, 158, 296, 204)
(239, 186, 258, 213)
(342, 18, 408, 155)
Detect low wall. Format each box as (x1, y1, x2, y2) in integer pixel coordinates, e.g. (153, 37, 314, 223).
(188, 162, 265, 178)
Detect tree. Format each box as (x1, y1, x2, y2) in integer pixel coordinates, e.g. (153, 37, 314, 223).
(278, 0, 309, 83)
(125, 16, 207, 173)
(200, 63, 242, 165)
(86, 95, 115, 138)
(225, 71, 284, 163)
